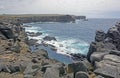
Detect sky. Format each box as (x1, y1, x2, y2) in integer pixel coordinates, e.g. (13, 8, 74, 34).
(0, 0, 120, 18)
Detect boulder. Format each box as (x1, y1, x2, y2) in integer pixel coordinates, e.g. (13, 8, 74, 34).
(43, 36, 57, 41)
(43, 63, 65, 78)
(94, 65, 120, 78)
(24, 63, 40, 77)
(75, 71, 89, 78)
(67, 61, 88, 78)
(27, 32, 42, 37)
(90, 52, 109, 64)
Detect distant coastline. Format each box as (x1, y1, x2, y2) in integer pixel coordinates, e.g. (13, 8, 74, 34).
(0, 14, 86, 23)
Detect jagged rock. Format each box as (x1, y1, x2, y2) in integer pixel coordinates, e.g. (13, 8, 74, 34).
(107, 26, 120, 40)
(87, 42, 116, 62)
(43, 36, 57, 41)
(95, 30, 105, 42)
(107, 26, 120, 50)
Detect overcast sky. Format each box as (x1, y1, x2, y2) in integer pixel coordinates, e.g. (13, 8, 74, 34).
(0, 0, 120, 18)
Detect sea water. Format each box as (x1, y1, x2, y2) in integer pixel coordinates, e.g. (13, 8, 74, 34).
(24, 18, 120, 64)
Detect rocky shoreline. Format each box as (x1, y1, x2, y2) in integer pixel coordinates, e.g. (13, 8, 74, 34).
(0, 16, 120, 78)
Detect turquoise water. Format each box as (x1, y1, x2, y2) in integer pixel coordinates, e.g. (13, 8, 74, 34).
(24, 18, 120, 63)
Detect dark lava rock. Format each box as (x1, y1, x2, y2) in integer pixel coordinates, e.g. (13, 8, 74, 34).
(70, 53, 86, 61)
(95, 30, 106, 42)
(109, 50, 120, 56)
(28, 39, 38, 46)
(68, 61, 88, 78)
(0, 27, 15, 39)
(31, 58, 39, 63)
(43, 36, 57, 41)
(27, 32, 42, 37)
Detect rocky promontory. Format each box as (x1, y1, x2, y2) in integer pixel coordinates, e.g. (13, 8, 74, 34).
(87, 22, 120, 78)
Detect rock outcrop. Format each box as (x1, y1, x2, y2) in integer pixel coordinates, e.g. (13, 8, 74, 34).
(0, 16, 92, 78)
(87, 22, 120, 78)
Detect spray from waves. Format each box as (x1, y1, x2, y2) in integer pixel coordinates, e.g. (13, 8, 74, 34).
(44, 38, 89, 55)
(24, 23, 89, 56)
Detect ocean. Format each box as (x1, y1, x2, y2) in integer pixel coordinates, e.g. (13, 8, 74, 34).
(24, 18, 120, 64)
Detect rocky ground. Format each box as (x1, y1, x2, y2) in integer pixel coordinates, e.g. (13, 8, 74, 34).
(0, 18, 93, 78)
(0, 17, 120, 78)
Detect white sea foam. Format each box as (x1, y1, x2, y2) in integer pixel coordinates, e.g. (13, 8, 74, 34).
(42, 38, 89, 55)
(24, 23, 89, 56)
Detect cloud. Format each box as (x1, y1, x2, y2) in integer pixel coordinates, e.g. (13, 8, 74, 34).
(0, 0, 120, 18)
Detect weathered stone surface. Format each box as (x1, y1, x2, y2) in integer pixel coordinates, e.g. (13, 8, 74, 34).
(24, 63, 40, 77)
(90, 52, 109, 64)
(94, 65, 120, 78)
(43, 63, 65, 78)
(103, 54, 120, 63)
(109, 50, 120, 56)
(88, 22, 120, 78)
(75, 71, 89, 78)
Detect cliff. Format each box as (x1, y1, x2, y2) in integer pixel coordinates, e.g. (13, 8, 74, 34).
(0, 14, 76, 23)
(75, 16, 86, 20)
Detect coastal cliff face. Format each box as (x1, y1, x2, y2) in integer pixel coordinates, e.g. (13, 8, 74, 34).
(0, 14, 78, 23)
(88, 22, 120, 78)
(19, 15, 76, 23)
